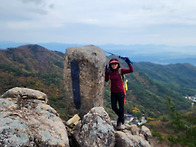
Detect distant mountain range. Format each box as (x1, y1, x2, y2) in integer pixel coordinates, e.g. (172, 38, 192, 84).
(0, 41, 196, 65)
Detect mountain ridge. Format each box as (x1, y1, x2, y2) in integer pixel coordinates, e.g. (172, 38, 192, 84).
(0, 44, 194, 119)
(0, 44, 64, 74)
(1, 41, 196, 65)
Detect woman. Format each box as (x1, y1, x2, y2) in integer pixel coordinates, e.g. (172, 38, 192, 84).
(105, 57, 134, 129)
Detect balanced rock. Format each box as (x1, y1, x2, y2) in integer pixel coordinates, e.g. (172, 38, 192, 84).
(0, 87, 69, 147)
(73, 107, 115, 147)
(64, 45, 106, 118)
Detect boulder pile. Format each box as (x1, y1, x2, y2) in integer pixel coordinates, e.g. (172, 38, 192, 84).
(0, 87, 153, 147)
(66, 107, 153, 147)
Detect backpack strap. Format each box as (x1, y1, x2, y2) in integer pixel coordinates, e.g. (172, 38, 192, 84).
(118, 68, 127, 96)
(119, 68, 126, 104)
(118, 68, 124, 81)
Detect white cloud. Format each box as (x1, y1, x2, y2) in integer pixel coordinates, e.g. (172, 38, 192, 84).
(0, 0, 196, 45)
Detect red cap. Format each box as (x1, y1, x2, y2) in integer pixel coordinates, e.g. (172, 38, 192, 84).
(109, 60, 119, 64)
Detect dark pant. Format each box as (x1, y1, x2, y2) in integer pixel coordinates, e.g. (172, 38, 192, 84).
(111, 92, 125, 124)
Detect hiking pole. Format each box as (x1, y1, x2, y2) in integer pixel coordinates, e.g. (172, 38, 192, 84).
(104, 50, 133, 64)
(104, 50, 118, 56)
(118, 56, 133, 64)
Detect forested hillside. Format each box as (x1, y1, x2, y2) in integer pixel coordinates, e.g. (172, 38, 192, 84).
(0, 45, 195, 120)
(134, 62, 196, 95)
(0, 45, 67, 119)
(0, 44, 64, 74)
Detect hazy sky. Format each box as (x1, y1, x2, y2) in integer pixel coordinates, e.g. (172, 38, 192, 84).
(1, 0, 196, 45)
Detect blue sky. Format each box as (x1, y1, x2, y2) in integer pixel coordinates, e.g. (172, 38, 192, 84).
(0, 0, 196, 46)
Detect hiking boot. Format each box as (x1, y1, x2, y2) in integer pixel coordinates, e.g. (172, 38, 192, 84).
(122, 117, 125, 124)
(116, 122, 122, 130)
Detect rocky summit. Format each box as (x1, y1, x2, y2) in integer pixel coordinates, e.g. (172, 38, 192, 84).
(0, 87, 153, 147)
(0, 87, 69, 147)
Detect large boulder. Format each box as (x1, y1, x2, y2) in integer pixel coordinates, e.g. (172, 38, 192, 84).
(72, 107, 115, 147)
(0, 87, 69, 147)
(64, 45, 106, 119)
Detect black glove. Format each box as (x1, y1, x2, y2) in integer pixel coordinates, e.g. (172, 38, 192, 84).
(119, 56, 133, 64)
(123, 57, 131, 64)
(105, 65, 110, 73)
